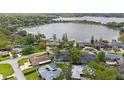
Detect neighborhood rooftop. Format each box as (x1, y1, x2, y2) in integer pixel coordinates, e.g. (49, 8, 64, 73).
(38, 63, 62, 80)
(29, 55, 51, 66)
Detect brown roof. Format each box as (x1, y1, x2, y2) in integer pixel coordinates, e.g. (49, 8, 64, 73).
(29, 55, 51, 66)
(0, 51, 9, 57)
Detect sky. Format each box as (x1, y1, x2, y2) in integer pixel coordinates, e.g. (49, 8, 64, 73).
(0, 0, 124, 13)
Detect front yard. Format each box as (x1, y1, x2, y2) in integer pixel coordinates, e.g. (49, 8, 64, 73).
(0, 64, 14, 78)
(18, 58, 29, 66)
(22, 66, 42, 80)
(0, 56, 10, 61)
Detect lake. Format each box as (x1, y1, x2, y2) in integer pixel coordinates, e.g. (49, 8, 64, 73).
(53, 16, 124, 24)
(24, 23, 119, 42)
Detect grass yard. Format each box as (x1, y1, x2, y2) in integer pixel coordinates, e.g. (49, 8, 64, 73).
(57, 63, 70, 70)
(0, 56, 10, 61)
(81, 51, 89, 55)
(18, 58, 29, 66)
(6, 76, 17, 80)
(24, 71, 40, 80)
(0, 64, 14, 77)
(22, 67, 40, 80)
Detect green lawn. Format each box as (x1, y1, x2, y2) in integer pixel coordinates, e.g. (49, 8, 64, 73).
(0, 64, 14, 77)
(22, 67, 40, 80)
(18, 58, 29, 66)
(57, 64, 70, 70)
(81, 51, 89, 55)
(6, 76, 17, 80)
(0, 56, 10, 61)
(24, 71, 40, 80)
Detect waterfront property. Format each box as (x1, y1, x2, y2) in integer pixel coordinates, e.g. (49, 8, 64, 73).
(78, 42, 92, 48)
(38, 63, 62, 80)
(46, 41, 59, 47)
(82, 47, 98, 53)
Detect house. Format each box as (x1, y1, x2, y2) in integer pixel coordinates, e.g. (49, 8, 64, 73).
(46, 41, 59, 47)
(38, 63, 62, 80)
(54, 52, 70, 63)
(111, 40, 124, 49)
(29, 55, 51, 66)
(82, 47, 97, 53)
(80, 54, 96, 64)
(105, 54, 123, 66)
(13, 48, 23, 53)
(0, 51, 9, 57)
(78, 42, 92, 48)
(71, 65, 86, 80)
(113, 43, 124, 49)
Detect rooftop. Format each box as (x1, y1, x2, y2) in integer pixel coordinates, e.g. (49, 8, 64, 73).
(38, 63, 62, 80)
(105, 54, 121, 61)
(71, 65, 85, 79)
(29, 55, 51, 66)
(0, 51, 9, 57)
(55, 52, 70, 63)
(80, 54, 96, 64)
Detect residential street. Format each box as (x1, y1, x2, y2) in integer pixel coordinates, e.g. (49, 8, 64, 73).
(0, 51, 46, 80)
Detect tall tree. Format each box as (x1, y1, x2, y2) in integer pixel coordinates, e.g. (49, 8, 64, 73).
(18, 30, 27, 37)
(118, 33, 124, 42)
(97, 51, 105, 62)
(62, 33, 68, 42)
(91, 35, 94, 45)
(22, 45, 34, 55)
(69, 48, 82, 64)
(53, 34, 57, 41)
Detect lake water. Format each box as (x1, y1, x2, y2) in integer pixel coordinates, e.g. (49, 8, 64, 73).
(24, 23, 119, 42)
(53, 16, 124, 24)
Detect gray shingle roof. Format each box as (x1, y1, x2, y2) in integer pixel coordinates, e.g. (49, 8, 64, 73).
(38, 63, 62, 80)
(71, 65, 85, 79)
(80, 54, 96, 64)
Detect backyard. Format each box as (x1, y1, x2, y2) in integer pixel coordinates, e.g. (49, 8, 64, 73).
(18, 58, 29, 66)
(0, 56, 10, 61)
(22, 65, 44, 80)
